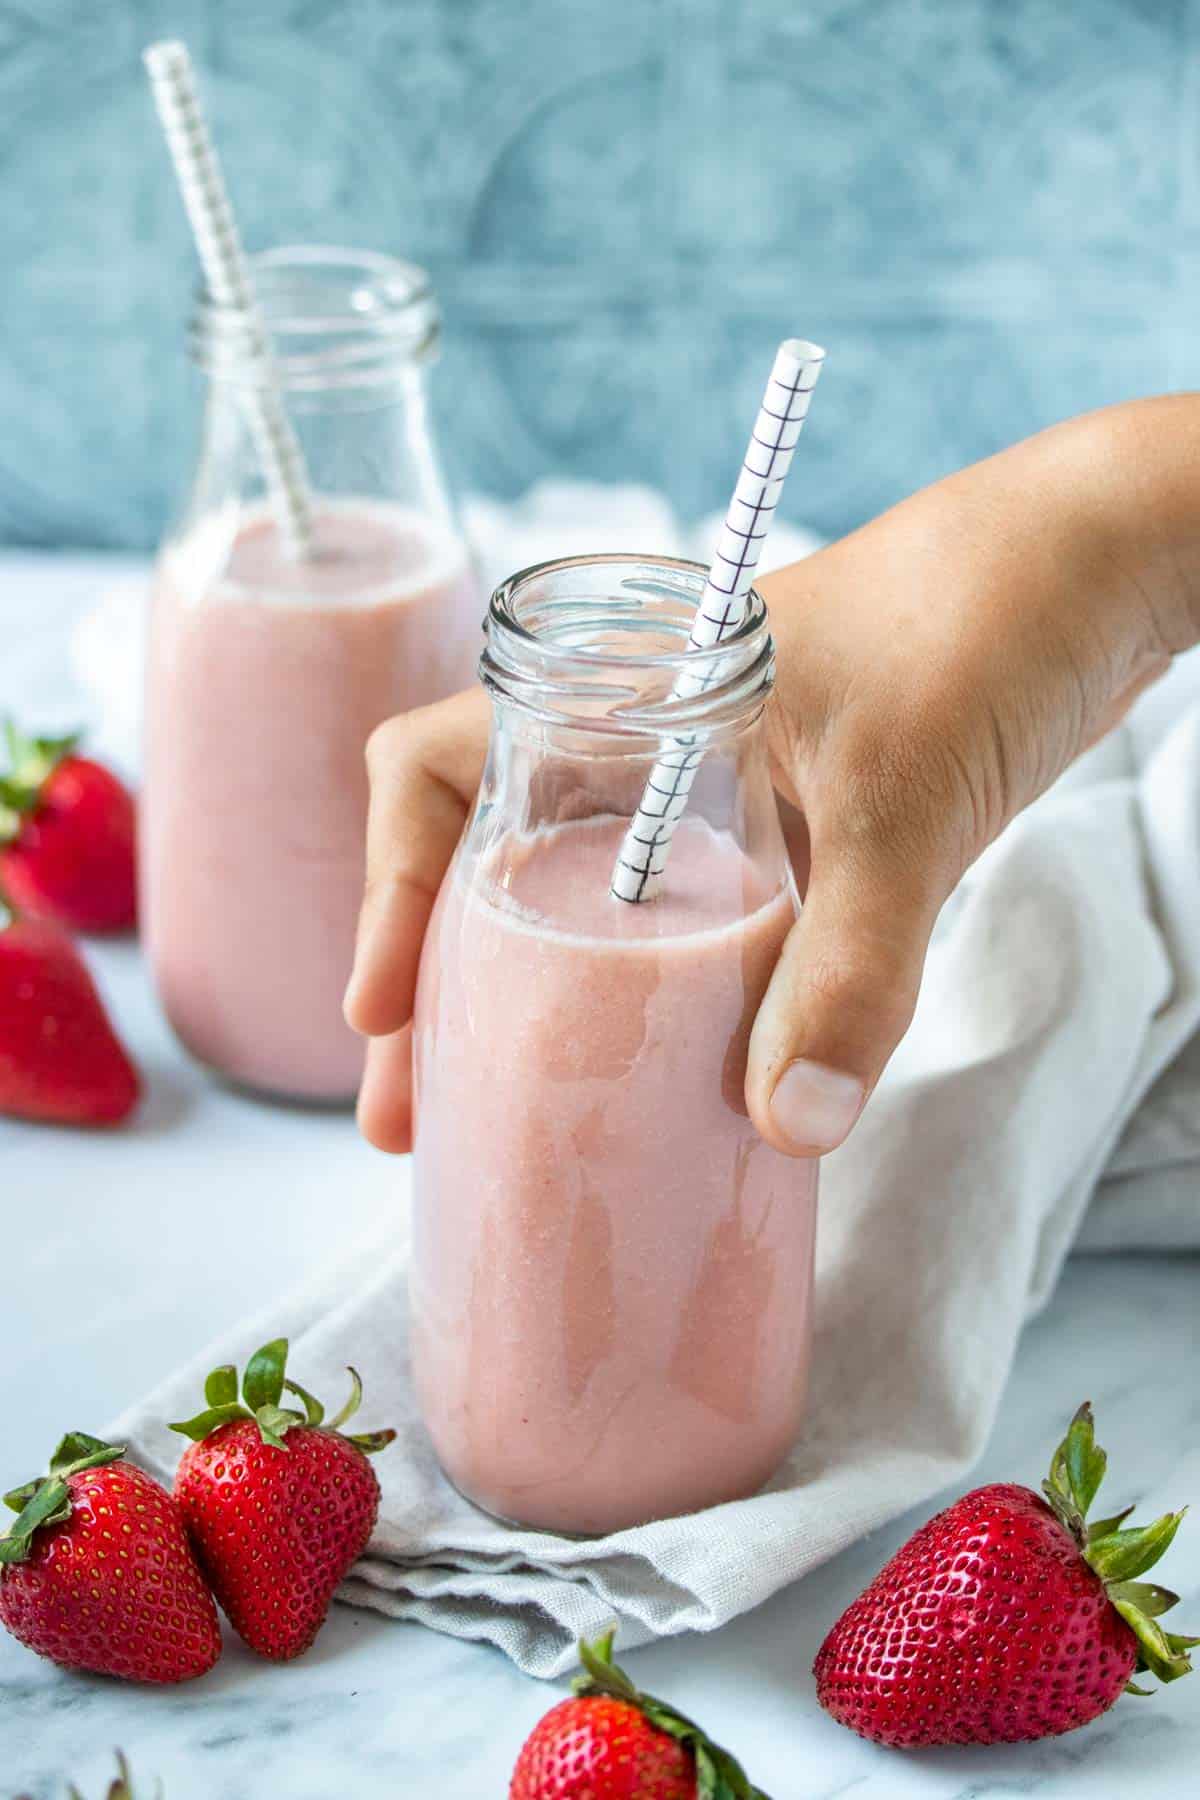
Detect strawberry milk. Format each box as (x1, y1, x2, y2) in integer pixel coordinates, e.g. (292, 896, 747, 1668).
(143, 500, 478, 1100)
(411, 813, 816, 1534)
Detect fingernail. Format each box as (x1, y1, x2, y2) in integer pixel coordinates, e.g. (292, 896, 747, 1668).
(769, 1059, 864, 1154)
(342, 947, 371, 1029)
(343, 906, 378, 1026)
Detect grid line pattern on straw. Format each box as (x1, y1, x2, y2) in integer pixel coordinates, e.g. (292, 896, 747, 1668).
(610, 339, 824, 903)
(143, 39, 315, 562)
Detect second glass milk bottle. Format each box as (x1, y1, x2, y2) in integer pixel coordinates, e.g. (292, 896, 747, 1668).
(409, 554, 819, 1535)
(143, 246, 479, 1102)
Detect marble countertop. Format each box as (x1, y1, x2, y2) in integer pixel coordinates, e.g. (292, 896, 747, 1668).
(2, 555, 1198, 1798)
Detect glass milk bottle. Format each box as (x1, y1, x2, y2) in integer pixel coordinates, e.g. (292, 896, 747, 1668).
(410, 553, 818, 1535)
(143, 247, 479, 1102)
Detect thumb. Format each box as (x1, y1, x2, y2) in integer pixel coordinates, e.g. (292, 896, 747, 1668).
(746, 836, 947, 1157)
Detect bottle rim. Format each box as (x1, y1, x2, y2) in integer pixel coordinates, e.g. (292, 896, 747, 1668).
(188, 244, 440, 390)
(482, 552, 775, 738)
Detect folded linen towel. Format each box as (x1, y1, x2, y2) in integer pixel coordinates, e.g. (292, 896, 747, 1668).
(108, 664, 1200, 1678)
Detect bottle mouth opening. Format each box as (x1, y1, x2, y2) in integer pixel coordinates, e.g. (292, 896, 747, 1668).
(482, 553, 775, 738)
(189, 245, 440, 389)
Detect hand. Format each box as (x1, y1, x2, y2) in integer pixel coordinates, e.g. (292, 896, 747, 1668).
(344, 685, 490, 1154)
(346, 398, 1200, 1157)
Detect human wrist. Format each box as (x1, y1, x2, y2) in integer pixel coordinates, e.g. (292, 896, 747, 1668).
(1056, 398, 1200, 658)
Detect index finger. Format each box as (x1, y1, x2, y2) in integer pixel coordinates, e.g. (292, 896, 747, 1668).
(343, 685, 490, 1038)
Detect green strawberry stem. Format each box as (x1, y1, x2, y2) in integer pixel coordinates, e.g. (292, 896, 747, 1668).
(0, 1434, 125, 1567)
(327, 1366, 364, 1431)
(0, 719, 81, 839)
(1041, 1403, 1195, 1689)
(574, 1629, 772, 1800)
(169, 1338, 396, 1457)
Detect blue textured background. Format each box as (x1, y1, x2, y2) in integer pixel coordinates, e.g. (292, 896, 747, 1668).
(0, 0, 1192, 549)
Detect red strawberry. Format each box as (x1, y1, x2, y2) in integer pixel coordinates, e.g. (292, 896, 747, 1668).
(814, 1403, 1196, 1747)
(170, 1338, 396, 1661)
(0, 1433, 221, 1683)
(0, 903, 140, 1125)
(0, 723, 136, 934)
(510, 1630, 770, 1799)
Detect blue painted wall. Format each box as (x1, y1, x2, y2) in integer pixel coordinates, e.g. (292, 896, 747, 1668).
(0, 0, 1190, 549)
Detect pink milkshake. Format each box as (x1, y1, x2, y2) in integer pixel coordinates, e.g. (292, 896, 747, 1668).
(143, 501, 478, 1100)
(411, 814, 816, 1534)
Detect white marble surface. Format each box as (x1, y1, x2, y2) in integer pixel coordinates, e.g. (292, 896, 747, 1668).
(2, 556, 1198, 1797)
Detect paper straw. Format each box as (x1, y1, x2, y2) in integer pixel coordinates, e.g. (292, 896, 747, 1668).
(143, 39, 315, 561)
(611, 339, 825, 903)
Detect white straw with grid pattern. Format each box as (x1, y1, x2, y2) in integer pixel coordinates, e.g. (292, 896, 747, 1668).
(143, 39, 315, 561)
(610, 338, 825, 902)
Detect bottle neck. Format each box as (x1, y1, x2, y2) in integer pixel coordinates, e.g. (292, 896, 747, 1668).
(471, 554, 782, 869)
(189, 245, 441, 407)
(173, 247, 461, 556)
(481, 553, 775, 755)
(478, 695, 775, 842)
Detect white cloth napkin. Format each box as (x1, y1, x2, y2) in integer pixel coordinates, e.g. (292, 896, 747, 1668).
(94, 484, 1200, 1680)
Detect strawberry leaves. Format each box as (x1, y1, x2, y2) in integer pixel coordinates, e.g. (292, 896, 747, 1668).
(327, 1366, 364, 1431)
(1088, 1504, 1135, 1543)
(0, 1478, 73, 1565)
(1085, 1509, 1192, 1683)
(48, 1432, 124, 1475)
(343, 1430, 397, 1455)
(574, 1629, 772, 1800)
(169, 1340, 395, 1457)
(1038, 1403, 1195, 1693)
(205, 1365, 239, 1407)
(169, 1362, 257, 1442)
(64, 1750, 150, 1800)
(169, 1403, 254, 1442)
(283, 1378, 325, 1427)
(21, 1751, 159, 1800)
(1109, 1581, 1182, 1618)
(1086, 1512, 1185, 1584)
(172, 1338, 302, 1447)
(322, 1365, 395, 1453)
(1042, 1402, 1106, 1541)
(0, 1435, 124, 1566)
(242, 1339, 288, 1412)
(1065, 1406, 1107, 1516)
(0, 720, 80, 827)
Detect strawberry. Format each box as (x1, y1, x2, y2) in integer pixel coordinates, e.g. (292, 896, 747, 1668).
(0, 722, 136, 934)
(170, 1338, 396, 1661)
(510, 1630, 770, 1800)
(814, 1403, 1197, 1747)
(0, 1433, 221, 1683)
(0, 901, 140, 1125)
